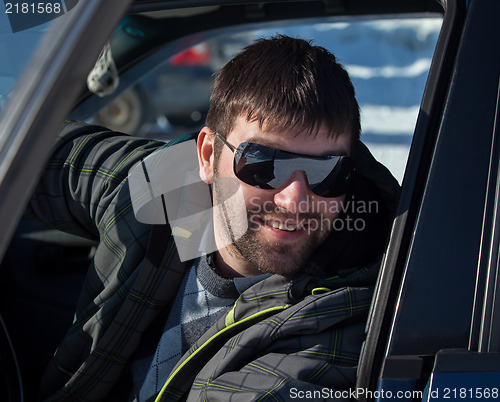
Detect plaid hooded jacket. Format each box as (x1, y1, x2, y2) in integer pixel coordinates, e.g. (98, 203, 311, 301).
(28, 120, 400, 401)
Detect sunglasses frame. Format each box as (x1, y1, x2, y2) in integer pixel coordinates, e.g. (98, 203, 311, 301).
(212, 130, 353, 198)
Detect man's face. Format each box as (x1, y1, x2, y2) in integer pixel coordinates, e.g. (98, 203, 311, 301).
(202, 116, 352, 277)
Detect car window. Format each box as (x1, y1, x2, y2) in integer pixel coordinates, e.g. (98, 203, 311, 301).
(0, 12, 52, 109)
(86, 15, 442, 184)
(0, 1, 78, 112)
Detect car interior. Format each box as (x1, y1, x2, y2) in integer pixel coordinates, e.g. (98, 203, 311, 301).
(4, 0, 500, 401)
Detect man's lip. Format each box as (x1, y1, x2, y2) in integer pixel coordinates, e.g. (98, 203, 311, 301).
(256, 218, 308, 238)
(260, 218, 308, 231)
(265, 219, 303, 226)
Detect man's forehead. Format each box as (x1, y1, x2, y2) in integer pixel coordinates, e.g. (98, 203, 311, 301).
(227, 115, 352, 155)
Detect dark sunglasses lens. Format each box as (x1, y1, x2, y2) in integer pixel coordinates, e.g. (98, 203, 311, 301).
(309, 157, 353, 197)
(234, 143, 278, 189)
(234, 142, 352, 197)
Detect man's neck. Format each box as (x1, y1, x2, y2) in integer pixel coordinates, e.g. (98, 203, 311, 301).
(213, 248, 261, 278)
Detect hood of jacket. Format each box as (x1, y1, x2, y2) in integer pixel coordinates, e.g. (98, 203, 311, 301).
(310, 140, 401, 272)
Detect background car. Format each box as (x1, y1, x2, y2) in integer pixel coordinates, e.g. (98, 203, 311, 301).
(0, 0, 499, 401)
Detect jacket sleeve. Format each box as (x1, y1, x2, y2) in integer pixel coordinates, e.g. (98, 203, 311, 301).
(33, 121, 187, 401)
(26, 120, 165, 241)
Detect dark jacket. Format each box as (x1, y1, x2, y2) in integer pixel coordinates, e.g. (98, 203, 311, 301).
(28, 120, 400, 401)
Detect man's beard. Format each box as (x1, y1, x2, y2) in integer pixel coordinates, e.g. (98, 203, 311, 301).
(231, 211, 329, 276)
(213, 178, 333, 276)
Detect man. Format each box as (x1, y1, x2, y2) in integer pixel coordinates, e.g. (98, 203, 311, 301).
(29, 35, 400, 400)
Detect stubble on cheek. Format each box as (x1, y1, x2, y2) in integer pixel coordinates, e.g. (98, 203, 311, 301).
(226, 201, 336, 275)
(211, 166, 343, 275)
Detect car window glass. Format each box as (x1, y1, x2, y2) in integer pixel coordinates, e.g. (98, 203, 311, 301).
(0, 8, 59, 111)
(88, 15, 443, 184)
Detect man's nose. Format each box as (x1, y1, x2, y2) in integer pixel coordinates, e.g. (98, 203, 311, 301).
(273, 171, 312, 213)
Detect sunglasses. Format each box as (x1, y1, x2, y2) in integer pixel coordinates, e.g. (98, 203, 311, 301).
(214, 131, 354, 198)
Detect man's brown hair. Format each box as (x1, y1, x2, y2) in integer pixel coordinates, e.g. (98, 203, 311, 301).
(206, 34, 360, 153)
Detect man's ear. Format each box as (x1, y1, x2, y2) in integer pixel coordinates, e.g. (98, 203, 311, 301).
(197, 127, 215, 184)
